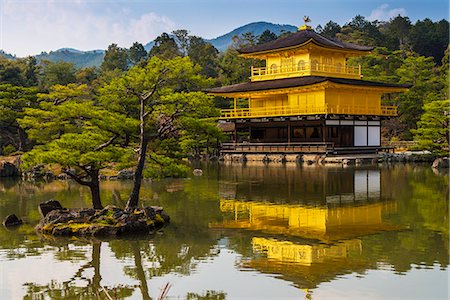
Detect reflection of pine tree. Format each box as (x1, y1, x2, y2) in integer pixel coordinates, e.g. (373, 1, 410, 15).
(22, 241, 134, 299)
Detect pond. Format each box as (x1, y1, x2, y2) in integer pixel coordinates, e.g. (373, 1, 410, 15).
(0, 163, 448, 299)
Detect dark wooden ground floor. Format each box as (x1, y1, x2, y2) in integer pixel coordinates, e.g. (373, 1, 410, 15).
(219, 117, 385, 154)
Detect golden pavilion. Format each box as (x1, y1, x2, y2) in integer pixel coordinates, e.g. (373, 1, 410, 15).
(208, 20, 409, 154)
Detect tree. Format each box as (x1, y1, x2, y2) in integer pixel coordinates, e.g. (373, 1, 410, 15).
(395, 55, 441, 139)
(318, 21, 341, 38)
(76, 67, 99, 85)
(257, 30, 278, 44)
(0, 84, 39, 153)
(385, 15, 412, 50)
(187, 36, 220, 78)
(100, 57, 217, 210)
(39, 60, 77, 88)
(172, 29, 190, 56)
(20, 84, 136, 209)
(338, 15, 384, 47)
(128, 42, 147, 66)
(412, 99, 449, 154)
(409, 18, 449, 64)
(0, 56, 39, 87)
(148, 33, 181, 60)
(218, 47, 264, 85)
(101, 44, 128, 72)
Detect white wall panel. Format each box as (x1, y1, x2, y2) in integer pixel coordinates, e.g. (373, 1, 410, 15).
(368, 126, 380, 146)
(354, 126, 367, 146)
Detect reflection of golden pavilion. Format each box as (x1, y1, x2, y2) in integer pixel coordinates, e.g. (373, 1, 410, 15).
(211, 200, 400, 290)
(252, 237, 361, 266)
(212, 199, 398, 242)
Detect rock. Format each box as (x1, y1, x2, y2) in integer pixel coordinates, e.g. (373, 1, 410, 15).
(193, 169, 203, 176)
(36, 205, 170, 237)
(39, 199, 64, 217)
(117, 170, 134, 180)
(57, 173, 69, 180)
(3, 214, 23, 227)
(0, 161, 20, 177)
(432, 157, 449, 169)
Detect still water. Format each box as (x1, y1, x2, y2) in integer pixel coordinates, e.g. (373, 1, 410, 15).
(0, 163, 448, 299)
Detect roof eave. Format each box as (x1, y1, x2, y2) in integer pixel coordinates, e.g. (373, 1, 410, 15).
(238, 39, 373, 58)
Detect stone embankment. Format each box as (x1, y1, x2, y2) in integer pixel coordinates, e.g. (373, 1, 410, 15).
(220, 151, 445, 166)
(0, 161, 20, 177)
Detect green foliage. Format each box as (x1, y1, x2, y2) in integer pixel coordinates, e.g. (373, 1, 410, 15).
(349, 47, 405, 82)
(101, 56, 218, 155)
(75, 67, 99, 85)
(188, 36, 220, 78)
(0, 84, 39, 152)
(395, 55, 442, 139)
(20, 83, 136, 207)
(0, 56, 38, 87)
(412, 99, 449, 154)
(128, 42, 147, 66)
(101, 44, 128, 72)
(317, 21, 341, 39)
(148, 33, 182, 60)
(337, 15, 384, 47)
(23, 131, 130, 170)
(257, 30, 278, 44)
(143, 154, 190, 179)
(409, 18, 449, 63)
(172, 29, 190, 56)
(219, 48, 256, 85)
(39, 60, 77, 88)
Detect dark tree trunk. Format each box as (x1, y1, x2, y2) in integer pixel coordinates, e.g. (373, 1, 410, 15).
(65, 167, 103, 209)
(17, 127, 27, 152)
(126, 96, 148, 210)
(89, 169, 103, 210)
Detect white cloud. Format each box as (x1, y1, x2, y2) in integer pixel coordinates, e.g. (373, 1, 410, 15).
(367, 4, 407, 22)
(1, 0, 176, 57)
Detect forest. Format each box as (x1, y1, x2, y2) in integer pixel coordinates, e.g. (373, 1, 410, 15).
(0, 15, 448, 164)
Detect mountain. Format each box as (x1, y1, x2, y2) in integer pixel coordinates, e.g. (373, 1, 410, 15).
(1, 21, 297, 68)
(206, 21, 297, 51)
(0, 50, 17, 60)
(35, 48, 105, 69)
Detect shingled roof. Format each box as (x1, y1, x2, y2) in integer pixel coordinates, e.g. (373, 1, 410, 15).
(238, 29, 374, 54)
(206, 76, 410, 94)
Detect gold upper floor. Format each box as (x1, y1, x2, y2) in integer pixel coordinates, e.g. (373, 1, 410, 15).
(246, 44, 364, 82)
(251, 61, 361, 81)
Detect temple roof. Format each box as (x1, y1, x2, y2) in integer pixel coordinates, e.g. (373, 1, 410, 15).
(206, 76, 410, 94)
(238, 29, 374, 55)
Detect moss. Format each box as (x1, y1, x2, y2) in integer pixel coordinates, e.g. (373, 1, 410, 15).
(96, 216, 117, 225)
(42, 224, 55, 232)
(154, 214, 164, 224)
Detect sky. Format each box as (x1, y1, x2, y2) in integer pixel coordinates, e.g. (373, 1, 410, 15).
(0, 0, 448, 57)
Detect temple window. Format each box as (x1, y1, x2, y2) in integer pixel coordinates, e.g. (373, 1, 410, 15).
(298, 60, 305, 70)
(270, 64, 278, 74)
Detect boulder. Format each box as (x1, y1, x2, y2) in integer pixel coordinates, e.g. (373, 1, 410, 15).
(117, 170, 134, 180)
(193, 169, 203, 176)
(39, 199, 64, 217)
(432, 157, 449, 169)
(3, 214, 23, 227)
(0, 161, 20, 177)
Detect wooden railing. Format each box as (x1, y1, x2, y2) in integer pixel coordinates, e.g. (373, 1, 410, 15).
(220, 104, 397, 119)
(251, 63, 361, 81)
(221, 142, 334, 153)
